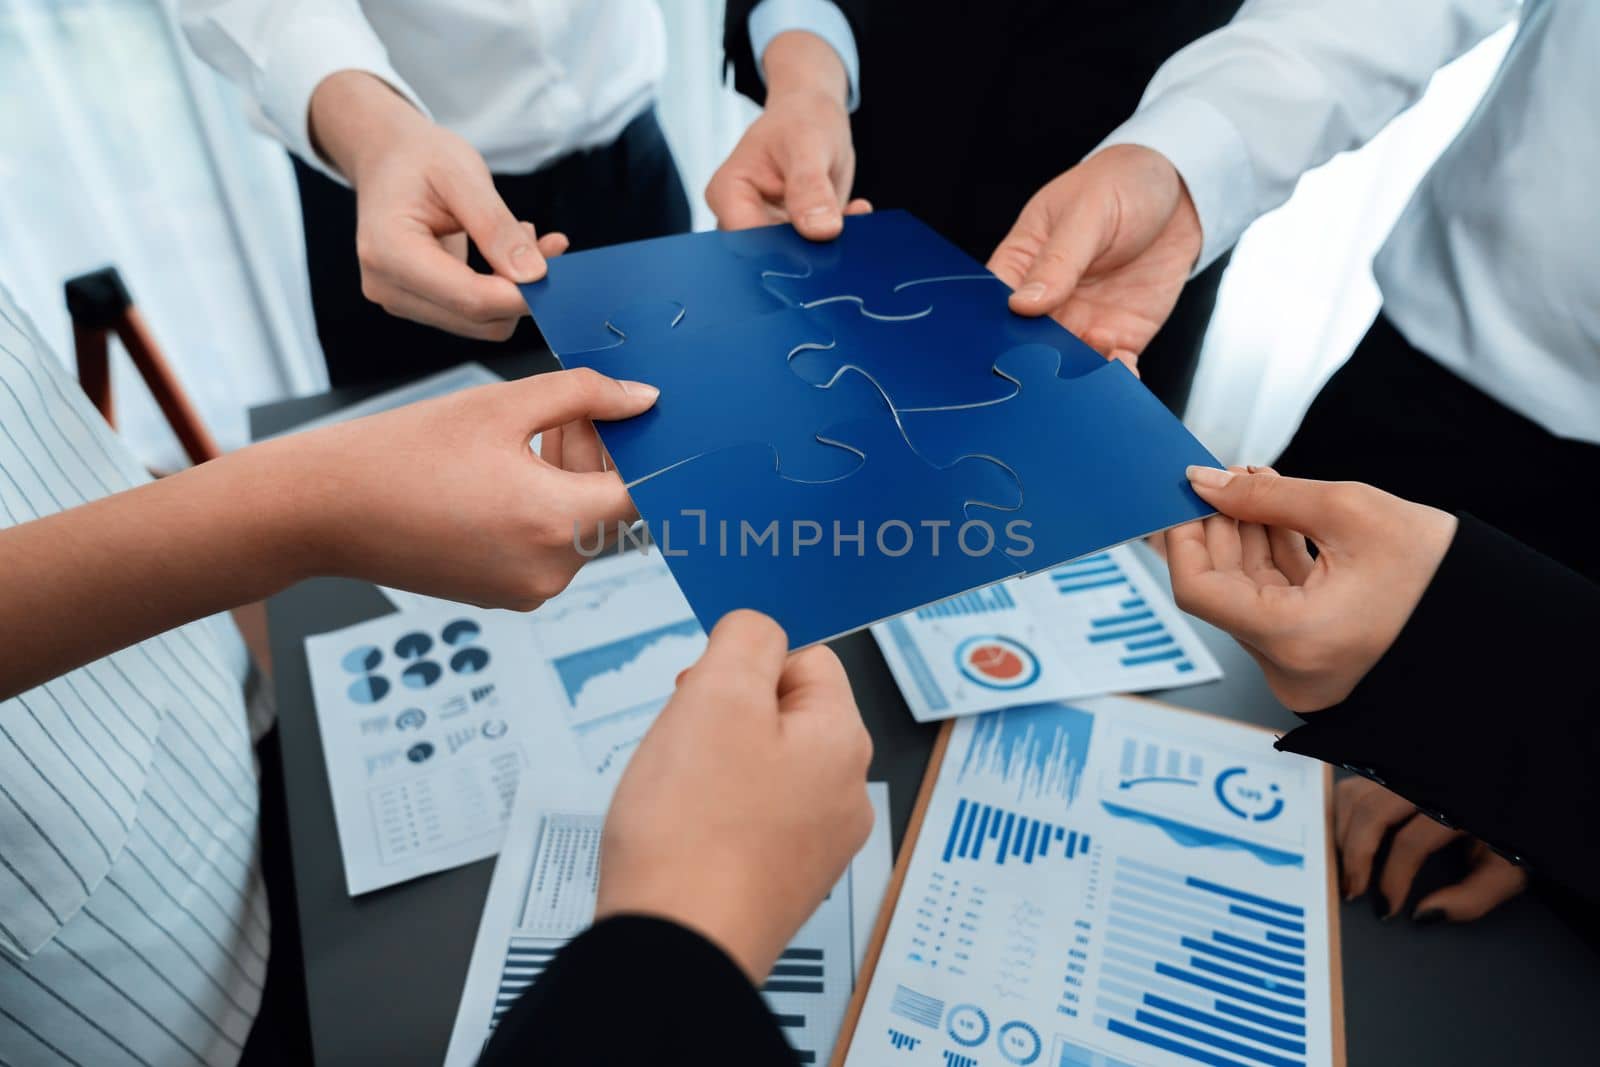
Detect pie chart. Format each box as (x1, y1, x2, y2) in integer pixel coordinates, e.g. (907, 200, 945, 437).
(401, 661, 443, 689)
(341, 646, 382, 673)
(442, 619, 482, 646)
(394, 632, 433, 659)
(955, 635, 1041, 690)
(347, 675, 390, 705)
(451, 647, 490, 675)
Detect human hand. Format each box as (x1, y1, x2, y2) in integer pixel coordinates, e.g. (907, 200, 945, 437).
(595, 612, 875, 981)
(706, 31, 871, 239)
(253, 368, 657, 609)
(1337, 778, 1527, 922)
(309, 71, 569, 339)
(1165, 467, 1458, 711)
(988, 145, 1201, 371)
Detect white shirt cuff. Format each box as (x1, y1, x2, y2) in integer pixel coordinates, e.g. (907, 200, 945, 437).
(257, 13, 430, 184)
(748, 0, 861, 112)
(1097, 93, 1259, 275)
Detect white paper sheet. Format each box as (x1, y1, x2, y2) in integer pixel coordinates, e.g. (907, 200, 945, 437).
(304, 607, 572, 895)
(874, 543, 1223, 721)
(444, 780, 892, 1067)
(843, 695, 1336, 1067)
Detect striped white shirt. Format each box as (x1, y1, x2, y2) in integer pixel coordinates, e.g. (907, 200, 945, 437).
(0, 282, 267, 1065)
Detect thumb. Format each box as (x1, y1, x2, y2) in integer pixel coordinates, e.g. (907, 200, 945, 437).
(1185, 467, 1360, 544)
(436, 159, 546, 284)
(782, 153, 845, 240)
(521, 368, 660, 431)
(672, 610, 790, 723)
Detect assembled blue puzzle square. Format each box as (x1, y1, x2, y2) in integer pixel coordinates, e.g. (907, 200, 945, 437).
(521, 211, 1218, 647)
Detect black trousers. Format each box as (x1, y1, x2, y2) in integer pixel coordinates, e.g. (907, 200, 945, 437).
(294, 108, 691, 388)
(1274, 313, 1600, 583)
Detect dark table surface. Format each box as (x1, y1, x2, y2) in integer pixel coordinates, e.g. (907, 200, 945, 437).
(253, 356, 1594, 1065)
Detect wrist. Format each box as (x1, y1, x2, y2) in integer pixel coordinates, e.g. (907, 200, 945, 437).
(206, 439, 342, 593)
(308, 69, 429, 185)
(761, 30, 848, 108)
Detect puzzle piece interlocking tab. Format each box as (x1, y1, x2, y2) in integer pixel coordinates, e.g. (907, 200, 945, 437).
(629, 415, 1026, 648)
(899, 346, 1218, 574)
(563, 307, 893, 485)
(787, 275, 1106, 411)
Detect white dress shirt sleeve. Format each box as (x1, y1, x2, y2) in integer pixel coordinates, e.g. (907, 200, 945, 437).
(1099, 0, 1518, 271)
(179, 0, 430, 180)
(747, 0, 862, 112)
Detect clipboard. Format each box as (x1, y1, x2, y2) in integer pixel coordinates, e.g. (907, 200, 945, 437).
(831, 696, 1346, 1067)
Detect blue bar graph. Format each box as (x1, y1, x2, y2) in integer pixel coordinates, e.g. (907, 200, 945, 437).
(955, 703, 1095, 804)
(1095, 858, 1313, 1066)
(940, 797, 1090, 865)
(916, 583, 1018, 619)
(1048, 550, 1198, 674)
(1052, 553, 1127, 594)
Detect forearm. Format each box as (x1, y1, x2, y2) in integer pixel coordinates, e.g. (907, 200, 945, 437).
(1277, 514, 1600, 901)
(308, 69, 430, 184)
(0, 447, 315, 700)
(1102, 0, 1514, 270)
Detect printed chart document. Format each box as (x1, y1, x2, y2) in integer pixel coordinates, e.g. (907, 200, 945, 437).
(843, 696, 1339, 1067)
(304, 607, 573, 894)
(874, 544, 1222, 721)
(445, 779, 892, 1067)
(522, 547, 706, 781)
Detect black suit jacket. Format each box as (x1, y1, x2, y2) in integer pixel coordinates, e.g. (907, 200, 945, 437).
(1279, 515, 1600, 904)
(722, 0, 1245, 410)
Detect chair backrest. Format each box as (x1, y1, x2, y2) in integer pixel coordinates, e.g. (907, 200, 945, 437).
(64, 266, 221, 465)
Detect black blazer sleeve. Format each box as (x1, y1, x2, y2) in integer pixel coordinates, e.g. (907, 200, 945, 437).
(1275, 513, 1600, 902)
(476, 915, 797, 1066)
(722, 0, 863, 105)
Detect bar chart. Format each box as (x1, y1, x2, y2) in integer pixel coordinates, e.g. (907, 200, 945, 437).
(490, 939, 557, 1028)
(941, 797, 1093, 866)
(1094, 857, 1310, 1067)
(955, 703, 1096, 807)
(917, 583, 1020, 619)
(1048, 554, 1196, 674)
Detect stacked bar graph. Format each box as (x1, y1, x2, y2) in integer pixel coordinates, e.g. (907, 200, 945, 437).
(1049, 554, 1196, 674)
(1095, 857, 1310, 1067)
(916, 583, 1019, 619)
(941, 797, 1091, 866)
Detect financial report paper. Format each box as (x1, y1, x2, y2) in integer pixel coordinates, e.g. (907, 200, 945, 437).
(305, 608, 566, 895)
(874, 544, 1222, 721)
(845, 695, 1336, 1067)
(445, 775, 893, 1067)
(305, 548, 702, 895)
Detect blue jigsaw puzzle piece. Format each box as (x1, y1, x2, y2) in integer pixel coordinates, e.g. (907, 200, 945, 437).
(761, 211, 988, 317)
(520, 226, 814, 356)
(899, 346, 1221, 575)
(788, 275, 1107, 411)
(629, 414, 1025, 648)
(563, 307, 893, 484)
